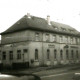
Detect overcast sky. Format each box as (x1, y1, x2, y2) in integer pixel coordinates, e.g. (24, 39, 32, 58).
(0, 0, 80, 39)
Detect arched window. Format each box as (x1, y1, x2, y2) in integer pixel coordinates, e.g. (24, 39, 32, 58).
(35, 49, 38, 60)
(71, 50, 74, 59)
(60, 50, 63, 59)
(47, 49, 50, 60)
(66, 50, 69, 59)
(54, 49, 57, 59)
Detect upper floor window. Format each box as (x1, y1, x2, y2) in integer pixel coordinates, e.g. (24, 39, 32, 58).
(45, 34, 49, 42)
(60, 36, 63, 43)
(17, 50, 21, 60)
(54, 49, 57, 59)
(70, 37, 73, 44)
(75, 38, 78, 44)
(35, 33, 39, 41)
(52, 35, 56, 42)
(47, 49, 50, 60)
(9, 51, 13, 60)
(71, 50, 74, 59)
(2, 51, 6, 60)
(65, 36, 68, 43)
(35, 49, 38, 60)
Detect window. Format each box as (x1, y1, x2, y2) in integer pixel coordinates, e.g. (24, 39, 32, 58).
(45, 34, 49, 42)
(47, 49, 50, 60)
(65, 36, 68, 43)
(23, 49, 28, 53)
(2, 51, 6, 60)
(52, 26, 58, 30)
(35, 49, 38, 60)
(54, 49, 57, 59)
(70, 37, 73, 44)
(76, 50, 78, 59)
(60, 36, 63, 43)
(75, 38, 78, 44)
(66, 50, 69, 59)
(71, 50, 74, 59)
(60, 50, 63, 60)
(61, 28, 66, 31)
(9, 51, 13, 60)
(52, 35, 56, 42)
(17, 50, 21, 59)
(35, 33, 39, 41)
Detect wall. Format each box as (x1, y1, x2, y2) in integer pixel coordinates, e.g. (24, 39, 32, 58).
(1, 30, 30, 44)
(1, 30, 80, 67)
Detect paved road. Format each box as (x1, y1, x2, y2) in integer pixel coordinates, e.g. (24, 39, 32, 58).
(40, 69, 80, 80)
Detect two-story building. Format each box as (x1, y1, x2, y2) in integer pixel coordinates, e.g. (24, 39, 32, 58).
(0, 13, 80, 68)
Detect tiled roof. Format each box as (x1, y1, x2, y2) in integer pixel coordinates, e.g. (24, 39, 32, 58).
(1, 15, 80, 36)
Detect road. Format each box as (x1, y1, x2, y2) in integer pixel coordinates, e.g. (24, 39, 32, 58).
(40, 69, 80, 80)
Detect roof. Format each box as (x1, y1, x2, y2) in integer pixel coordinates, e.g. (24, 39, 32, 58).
(1, 15, 80, 36)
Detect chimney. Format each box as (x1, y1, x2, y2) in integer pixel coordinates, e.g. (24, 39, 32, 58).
(27, 13, 31, 18)
(47, 15, 51, 25)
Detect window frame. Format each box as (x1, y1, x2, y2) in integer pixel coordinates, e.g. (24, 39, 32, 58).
(54, 49, 57, 60)
(45, 34, 50, 42)
(17, 50, 21, 60)
(9, 51, 13, 60)
(60, 50, 63, 60)
(47, 49, 50, 60)
(35, 33, 39, 41)
(2, 51, 6, 60)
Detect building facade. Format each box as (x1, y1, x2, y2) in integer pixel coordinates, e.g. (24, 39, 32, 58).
(0, 13, 80, 68)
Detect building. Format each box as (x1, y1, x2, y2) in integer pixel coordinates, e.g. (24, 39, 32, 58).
(0, 40, 2, 66)
(0, 13, 80, 68)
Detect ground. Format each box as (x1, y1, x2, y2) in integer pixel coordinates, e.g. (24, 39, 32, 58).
(1, 64, 80, 80)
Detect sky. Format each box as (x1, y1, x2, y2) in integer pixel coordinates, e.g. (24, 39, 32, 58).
(0, 0, 80, 40)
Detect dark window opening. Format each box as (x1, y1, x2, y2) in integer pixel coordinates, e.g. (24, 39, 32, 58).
(60, 50, 63, 60)
(2, 51, 6, 60)
(54, 49, 57, 59)
(35, 49, 38, 60)
(47, 49, 50, 60)
(23, 49, 28, 53)
(9, 51, 13, 60)
(76, 50, 78, 59)
(17, 50, 21, 59)
(66, 50, 69, 59)
(71, 50, 74, 59)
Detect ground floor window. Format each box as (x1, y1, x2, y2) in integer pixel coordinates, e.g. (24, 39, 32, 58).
(9, 51, 13, 60)
(47, 49, 50, 60)
(54, 49, 57, 59)
(35, 49, 38, 60)
(2, 51, 6, 60)
(60, 50, 63, 60)
(71, 50, 74, 59)
(76, 50, 78, 59)
(17, 50, 21, 59)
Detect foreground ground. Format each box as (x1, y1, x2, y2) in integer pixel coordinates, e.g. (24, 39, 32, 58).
(1, 64, 80, 80)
